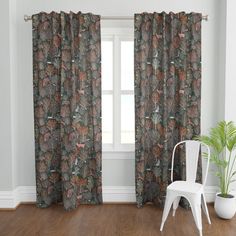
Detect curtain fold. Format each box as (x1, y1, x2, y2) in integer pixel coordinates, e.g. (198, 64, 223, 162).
(134, 12, 202, 208)
(33, 11, 102, 210)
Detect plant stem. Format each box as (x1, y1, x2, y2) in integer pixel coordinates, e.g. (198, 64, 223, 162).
(218, 150, 226, 194)
(225, 150, 232, 195)
(226, 153, 236, 194)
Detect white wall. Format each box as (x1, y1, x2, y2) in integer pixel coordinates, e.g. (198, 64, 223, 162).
(225, 0, 236, 122)
(10, 0, 18, 190)
(224, 0, 236, 190)
(1, 0, 225, 192)
(0, 0, 13, 190)
(0, 0, 18, 190)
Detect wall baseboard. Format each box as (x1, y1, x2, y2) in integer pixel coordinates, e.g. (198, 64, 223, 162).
(103, 186, 136, 202)
(0, 185, 218, 209)
(0, 189, 17, 209)
(103, 186, 219, 203)
(204, 186, 218, 202)
(16, 186, 37, 204)
(0, 186, 36, 209)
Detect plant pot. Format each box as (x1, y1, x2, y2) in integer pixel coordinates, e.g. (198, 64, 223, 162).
(214, 193, 236, 219)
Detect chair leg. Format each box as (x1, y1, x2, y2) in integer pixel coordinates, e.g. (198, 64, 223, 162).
(172, 196, 181, 216)
(191, 203, 202, 236)
(201, 193, 211, 224)
(160, 191, 176, 231)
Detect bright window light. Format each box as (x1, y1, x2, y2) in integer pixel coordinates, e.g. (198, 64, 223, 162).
(121, 41, 134, 90)
(101, 30, 134, 151)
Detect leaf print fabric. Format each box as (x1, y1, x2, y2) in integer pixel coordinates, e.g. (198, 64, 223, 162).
(33, 11, 102, 210)
(134, 12, 202, 208)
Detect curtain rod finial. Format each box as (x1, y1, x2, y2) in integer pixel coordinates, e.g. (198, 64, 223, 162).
(24, 15, 32, 22)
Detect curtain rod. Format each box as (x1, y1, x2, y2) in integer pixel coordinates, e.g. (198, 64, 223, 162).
(24, 14, 209, 22)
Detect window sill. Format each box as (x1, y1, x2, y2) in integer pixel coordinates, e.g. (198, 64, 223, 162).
(102, 144, 135, 153)
(102, 150, 135, 160)
(102, 149, 134, 153)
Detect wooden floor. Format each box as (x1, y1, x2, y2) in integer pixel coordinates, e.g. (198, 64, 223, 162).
(0, 204, 235, 236)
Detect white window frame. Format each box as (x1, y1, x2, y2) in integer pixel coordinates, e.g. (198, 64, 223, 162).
(101, 27, 135, 152)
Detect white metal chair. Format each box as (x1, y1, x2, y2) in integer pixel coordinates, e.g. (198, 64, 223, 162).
(160, 140, 211, 236)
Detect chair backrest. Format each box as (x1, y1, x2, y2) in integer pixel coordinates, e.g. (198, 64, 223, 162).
(170, 140, 210, 186)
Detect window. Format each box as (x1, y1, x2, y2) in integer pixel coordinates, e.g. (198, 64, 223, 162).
(101, 27, 134, 152)
(120, 41, 134, 144)
(101, 41, 113, 144)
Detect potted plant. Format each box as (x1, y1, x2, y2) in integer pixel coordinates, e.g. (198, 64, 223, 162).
(196, 121, 236, 219)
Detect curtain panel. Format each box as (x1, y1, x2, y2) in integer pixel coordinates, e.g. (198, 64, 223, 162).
(33, 11, 102, 210)
(134, 12, 202, 208)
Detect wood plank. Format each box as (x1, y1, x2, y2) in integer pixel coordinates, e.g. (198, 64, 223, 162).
(0, 204, 235, 236)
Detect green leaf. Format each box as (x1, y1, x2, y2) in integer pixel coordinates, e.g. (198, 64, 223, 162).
(215, 172, 222, 178)
(226, 121, 236, 151)
(196, 121, 236, 194)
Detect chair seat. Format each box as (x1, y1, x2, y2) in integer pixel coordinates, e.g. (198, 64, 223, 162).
(167, 181, 203, 194)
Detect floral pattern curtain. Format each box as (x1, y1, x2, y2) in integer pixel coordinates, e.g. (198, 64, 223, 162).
(33, 11, 102, 210)
(134, 12, 202, 208)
